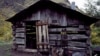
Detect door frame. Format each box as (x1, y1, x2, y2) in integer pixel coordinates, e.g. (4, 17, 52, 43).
(24, 21, 38, 50)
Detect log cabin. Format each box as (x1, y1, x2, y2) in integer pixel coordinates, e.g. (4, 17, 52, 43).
(6, 0, 99, 56)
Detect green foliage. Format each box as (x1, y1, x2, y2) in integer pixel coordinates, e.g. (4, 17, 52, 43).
(0, 13, 12, 42)
(85, 0, 100, 45)
(85, 0, 100, 18)
(91, 24, 100, 45)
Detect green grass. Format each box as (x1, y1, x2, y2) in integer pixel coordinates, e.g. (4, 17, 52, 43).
(0, 42, 12, 56)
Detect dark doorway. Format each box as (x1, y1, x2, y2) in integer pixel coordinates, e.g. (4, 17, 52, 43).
(25, 21, 37, 49)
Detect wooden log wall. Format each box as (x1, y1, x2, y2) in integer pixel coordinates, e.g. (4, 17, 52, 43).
(12, 9, 92, 56)
(48, 24, 91, 56)
(13, 22, 26, 50)
(26, 9, 91, 56)
(66, 25, 91, 56)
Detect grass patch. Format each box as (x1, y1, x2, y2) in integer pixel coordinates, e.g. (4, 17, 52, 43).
(0, 42, 12, 56)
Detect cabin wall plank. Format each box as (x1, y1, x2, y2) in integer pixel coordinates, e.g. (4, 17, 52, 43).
(26, 9, 68, 26)
(15, 38, 25, 44)
(13, 22, 26, 50)
(67, 34, 88, 40)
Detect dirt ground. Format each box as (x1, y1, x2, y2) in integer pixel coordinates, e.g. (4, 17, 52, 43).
(0, 43, 38, 56)
(11, 50, 36, 56)
(0, 43, 11, 56)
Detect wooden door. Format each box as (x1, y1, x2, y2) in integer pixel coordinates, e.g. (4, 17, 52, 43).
(25, 21, 37, 49)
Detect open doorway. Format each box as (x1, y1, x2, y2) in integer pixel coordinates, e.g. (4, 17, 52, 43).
(25, 21, 37, 49)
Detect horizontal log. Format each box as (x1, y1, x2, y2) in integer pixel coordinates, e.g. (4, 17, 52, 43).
(66, 28, 79, 31)
(49, 31, 86, 34)
(49, 34, 61, 40)
(15, 38, 25, 44)
(37, 43, 49, 45)
(64, 47, 87, 51)
(15, 33, 25, 37)
(49, 28, 62, 32)
(17, 45, 25, 51)
(67, 35, 88, 40)
(68, 41, 87, 48)
(36, 21, 48, 26)
(15, 28, 25, 32)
